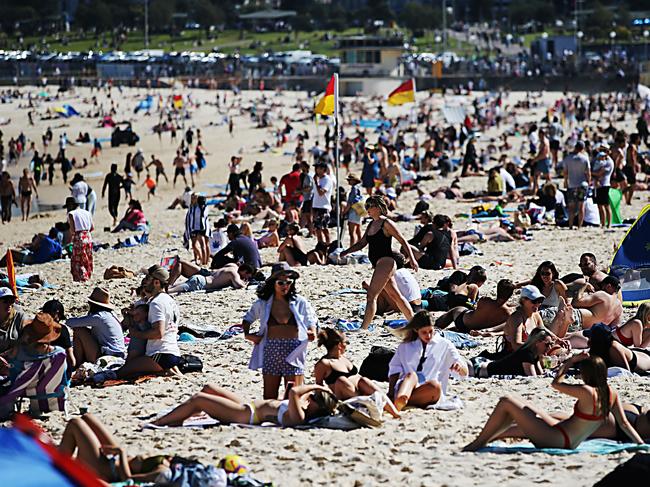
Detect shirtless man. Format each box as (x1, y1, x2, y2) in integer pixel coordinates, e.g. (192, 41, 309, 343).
(530, 128, 551, 195)
(0, 171, 16, 223)
(546, 275, 623, 339)
(562, 252, 609, 297)
(147, 155, 169, 184)
(167, 262, 253, 294)
(172, 150, 188, 187)
(435, 279, 515, 332)
(18, 168, 38, 221)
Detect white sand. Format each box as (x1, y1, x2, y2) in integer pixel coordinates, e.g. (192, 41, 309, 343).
(1, 85, 648, 486)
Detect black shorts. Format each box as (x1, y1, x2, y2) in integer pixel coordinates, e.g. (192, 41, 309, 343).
(190, 230, 205, 237)
(417, 253, 444, 270)
(549, 139, 560, 151)
(566, 187, 587, 204)
(175, 167, 186, 177)
(594, 186, 610, 205)
(342, 154, 352, 165)
(611, 167, 626, 183)
(623, 166, 636, 185)
(301, 199, 312, 213)
(151, 353, 182, 370)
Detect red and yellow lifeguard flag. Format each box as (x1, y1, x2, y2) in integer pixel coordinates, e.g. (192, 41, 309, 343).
(5, 250, 18, 301)
(172, 95, 183, 110)
(387, 79, 416, 105)
(314, 75, 336, 116)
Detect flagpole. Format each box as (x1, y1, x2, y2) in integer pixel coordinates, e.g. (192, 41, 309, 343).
(333, 73, 341, 247)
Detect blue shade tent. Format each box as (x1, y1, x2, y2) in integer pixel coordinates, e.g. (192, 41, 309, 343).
(609, 204, 650, 305)
(0, 427, 74, 486)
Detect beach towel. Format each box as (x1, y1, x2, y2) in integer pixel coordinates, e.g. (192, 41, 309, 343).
(609, 188, 623, 225)
(328, 288, 367, 296)
(334, 319, 375, 332)
(439, 330, 480, 349)
(479, 439, 650, 455)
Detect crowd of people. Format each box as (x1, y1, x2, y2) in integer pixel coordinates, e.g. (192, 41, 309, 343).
(0, 80, 649, 484)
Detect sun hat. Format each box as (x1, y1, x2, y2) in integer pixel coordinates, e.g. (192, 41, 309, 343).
(521, 285, 544, 301)
(147, 265, 170, 284)
(346, 173, 361, 184)
(270, 262, 299, 280)
(22, 312, 61, 344)
(88, 287, 115, 310)
(0, 287, 16, 301)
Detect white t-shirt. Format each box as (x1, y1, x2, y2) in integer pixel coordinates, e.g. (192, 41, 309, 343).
(71, 181, 88, 204)
(209, 229, 227, 255)
(312, 174, 333, 210)
(146, 293, 181, 356)
(500, 168, 516, 192)
(394, 269, 421, 303)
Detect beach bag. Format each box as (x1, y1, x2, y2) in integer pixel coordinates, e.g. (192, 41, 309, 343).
(179, 354, 203, 374)
(359, 346, 395, 382)
(339, 392, 387, 428)
(351, 201, 367, 217)
(166, 457, 226, 487)
(103, 265, 135, 280)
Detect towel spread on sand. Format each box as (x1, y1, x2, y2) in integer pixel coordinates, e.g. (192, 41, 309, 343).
(479, 439, 650, 455)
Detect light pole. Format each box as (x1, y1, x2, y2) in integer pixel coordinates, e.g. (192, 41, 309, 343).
(144, 0, 149, 48)
(644, 30, 649, 62)
(576, 30, 583, 69)
(609, 30, 616, 56)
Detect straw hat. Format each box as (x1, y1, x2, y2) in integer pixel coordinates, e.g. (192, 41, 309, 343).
(87, 287, 115, 310)
(346, 173, 361, 184)
(23, 312, 61, 344)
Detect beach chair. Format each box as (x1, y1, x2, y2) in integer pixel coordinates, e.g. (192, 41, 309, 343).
(0, 348, 68, 419)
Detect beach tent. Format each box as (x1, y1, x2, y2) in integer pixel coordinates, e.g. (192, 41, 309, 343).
(609, 204, 650, 305)
(0, 415, 103, 486)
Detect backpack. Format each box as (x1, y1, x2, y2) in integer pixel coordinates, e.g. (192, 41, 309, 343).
(167, 457, 226, 487)
(359, 346, 395, 382)
(179, 354, 203, 374)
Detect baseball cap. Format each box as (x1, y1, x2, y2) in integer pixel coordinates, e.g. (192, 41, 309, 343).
(0, 287, 16, 300)
(147, 265, 170, 284)
(521, 285, 544, 301)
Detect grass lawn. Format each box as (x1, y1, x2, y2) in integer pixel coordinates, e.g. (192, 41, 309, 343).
(14, 28, 365, 56)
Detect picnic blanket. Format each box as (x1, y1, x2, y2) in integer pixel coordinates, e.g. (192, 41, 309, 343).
(479, 439, 650, 455)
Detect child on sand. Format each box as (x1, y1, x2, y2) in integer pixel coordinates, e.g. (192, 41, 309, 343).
(143, 173, 156, 200)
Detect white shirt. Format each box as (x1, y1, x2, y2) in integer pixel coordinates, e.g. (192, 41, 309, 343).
(69, 208, 93, 232)
(209, 229, 227, 255)
(71, 181, 88, 204)
(394, 269, 420, 303)
(389, 333, 462, 396)
(584, 197, 600, 226)
(146, 293, 181, 356)
(500, 168, 516, 193)
(312, 174, 333, 210)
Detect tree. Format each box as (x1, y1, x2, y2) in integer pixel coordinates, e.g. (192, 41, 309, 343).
(400, 2, 440, 31)
(509, 0, 554, 26)
(585, 2, 614, 38)
(149, 0, 175, 31)
(191, 0, 224, 27)
(75, 0, 113, 32)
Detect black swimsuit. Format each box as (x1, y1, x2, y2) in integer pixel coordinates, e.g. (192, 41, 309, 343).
(324, 364, 359, 385)
(367, 220, 393, 267)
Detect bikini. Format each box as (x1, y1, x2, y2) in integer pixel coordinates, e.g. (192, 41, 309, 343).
(247, 399, 290, 426)
(615, 327, 634, 347)
(553, 387, 617, 449)
(615, 404, 645, 441)
(324, 364, 358, 385)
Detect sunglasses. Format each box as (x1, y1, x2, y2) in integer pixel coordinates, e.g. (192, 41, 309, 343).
(540, 271, 552, 277)
(276, 279, 294, 286)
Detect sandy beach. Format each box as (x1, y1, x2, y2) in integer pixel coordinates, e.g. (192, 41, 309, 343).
(1, 84, 648, 486)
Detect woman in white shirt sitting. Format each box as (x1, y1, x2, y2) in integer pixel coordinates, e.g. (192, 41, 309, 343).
(389, 311, 468, 411)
